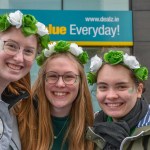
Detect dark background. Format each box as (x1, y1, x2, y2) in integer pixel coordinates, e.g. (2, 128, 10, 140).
(130, 0, 150, 102)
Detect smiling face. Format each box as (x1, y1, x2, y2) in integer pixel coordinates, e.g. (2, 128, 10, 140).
(96, 64, 143, 120)
(44, 55, 80, 116)
(0, 27, 37, 86)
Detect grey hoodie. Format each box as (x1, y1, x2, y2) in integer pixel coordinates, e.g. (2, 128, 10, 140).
(0, 99, 21, 150)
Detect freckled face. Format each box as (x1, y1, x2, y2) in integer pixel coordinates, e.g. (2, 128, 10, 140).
(44, 56, 80, 116)
(0, 27, 37, 84)
(96, 64, 143, 120)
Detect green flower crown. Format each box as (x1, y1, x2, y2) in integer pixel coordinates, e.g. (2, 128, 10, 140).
(87, 50, 149, 85)
(0, 10, 50, 49)
(36, 40, 89, 66)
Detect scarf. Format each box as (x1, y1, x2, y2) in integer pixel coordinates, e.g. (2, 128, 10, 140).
(2, 88, 29, 109)
(93, 97, 148, 150)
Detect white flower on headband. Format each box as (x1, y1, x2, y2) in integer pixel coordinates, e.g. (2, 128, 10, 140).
(7, 10, 23, 28)
(44, 42, 56, 57)
(69, 43, 83, 56)
(36, 22, 49, 36)
(90, 55, 102, 72)
(123, 53, 140, 69)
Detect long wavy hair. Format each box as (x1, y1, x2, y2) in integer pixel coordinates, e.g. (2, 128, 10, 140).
(32, 53, 94, 150)
(2, 72, 37, 150)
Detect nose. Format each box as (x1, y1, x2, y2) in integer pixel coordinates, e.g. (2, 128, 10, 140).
(106, 89, 118, 99)
(13, 49, 24, 62)
(56, 76, 65, 87)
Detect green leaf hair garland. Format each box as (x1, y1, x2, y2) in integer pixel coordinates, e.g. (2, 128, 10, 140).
(36, 40, 89, 66)
(0, 10, 50, 49)
(87, 50, 149, 85)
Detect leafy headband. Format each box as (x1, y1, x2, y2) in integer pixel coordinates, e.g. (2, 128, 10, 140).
(0, 10, 50, 49)
(36, 40, 89, 66)
(87, 50, 149, 85)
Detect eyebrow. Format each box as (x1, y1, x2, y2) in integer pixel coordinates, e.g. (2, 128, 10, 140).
(46, 71, 77, 74)
(97, 82, 106, 85)
(5, 39, 36, 49)
(97, 81, 129, 86)
(5, 39, 18, 44)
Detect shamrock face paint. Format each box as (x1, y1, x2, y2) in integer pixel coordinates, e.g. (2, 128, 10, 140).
(128, 87, 135, 94)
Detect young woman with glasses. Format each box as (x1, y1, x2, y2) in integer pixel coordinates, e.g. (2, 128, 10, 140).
(32, 40, 94, 150)
(0, 10, 49, 149)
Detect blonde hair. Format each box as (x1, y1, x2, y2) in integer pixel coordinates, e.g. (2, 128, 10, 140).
(32, 53, 94, 150)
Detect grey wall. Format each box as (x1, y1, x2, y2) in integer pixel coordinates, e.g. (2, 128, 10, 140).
(131, 0, 150, 102)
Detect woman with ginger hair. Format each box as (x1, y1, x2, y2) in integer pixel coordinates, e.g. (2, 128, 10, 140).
(32, 40, 94, 150)
(0, 10, 49, 149)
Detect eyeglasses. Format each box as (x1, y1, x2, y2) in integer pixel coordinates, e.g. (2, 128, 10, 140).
(0, 39, 36, 61)
(45, 71, 80, 85)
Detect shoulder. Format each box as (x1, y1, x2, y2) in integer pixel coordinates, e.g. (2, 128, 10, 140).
(0, 102, 17, 150)
(0, 101, 21, 150)
(94, 111, 99, 118)
(137, 105, 150, 128)
(10, 115, 21, 150)
(86, 126, 106, 150)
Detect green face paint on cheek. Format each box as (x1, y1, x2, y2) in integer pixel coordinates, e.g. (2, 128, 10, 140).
(128, 88, 135, 94)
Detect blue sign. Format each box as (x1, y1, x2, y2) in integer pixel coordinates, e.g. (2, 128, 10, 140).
(0, 9, 133, 46)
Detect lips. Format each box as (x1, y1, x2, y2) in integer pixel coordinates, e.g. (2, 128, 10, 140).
(7, 63, 23, 70)
(54, 92, 67, 96)
(106, 102, 123, 108)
